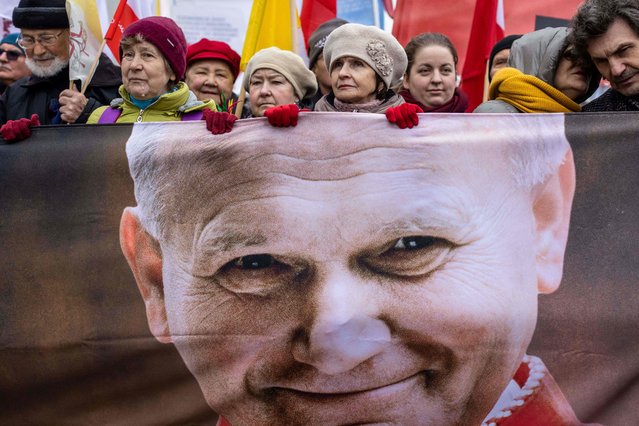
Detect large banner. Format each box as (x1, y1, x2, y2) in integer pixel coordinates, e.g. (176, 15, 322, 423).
(0, 114, 637, 425)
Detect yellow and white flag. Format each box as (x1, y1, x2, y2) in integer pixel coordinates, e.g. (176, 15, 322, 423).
(240, 0, 307, 71)
(66, 0, 102, 85)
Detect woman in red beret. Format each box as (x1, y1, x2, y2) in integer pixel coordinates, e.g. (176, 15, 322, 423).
(185, 39, 242, 114)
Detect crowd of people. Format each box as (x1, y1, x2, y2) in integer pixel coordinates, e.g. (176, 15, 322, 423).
(0, 0, 637, 142)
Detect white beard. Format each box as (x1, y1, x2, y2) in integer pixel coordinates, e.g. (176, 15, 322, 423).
(26, 56, 69, 78)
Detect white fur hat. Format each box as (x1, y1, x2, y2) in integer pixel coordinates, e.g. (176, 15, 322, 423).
(323, 23, 407, 89)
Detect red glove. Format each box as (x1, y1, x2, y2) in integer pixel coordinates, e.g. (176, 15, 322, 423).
(385, 103, 422, 129)
(204, 109, 238, 135)
(1, 114, 40, 143)
(264, 104, 299, 127)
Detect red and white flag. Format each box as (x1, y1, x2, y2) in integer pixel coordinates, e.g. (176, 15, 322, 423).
(98, 0, 157, 62)
(461, 0, 505, 111)
(300, 0, 337, 49)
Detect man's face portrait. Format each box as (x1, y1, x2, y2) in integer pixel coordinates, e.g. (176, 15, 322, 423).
(121, 115, 574, 425)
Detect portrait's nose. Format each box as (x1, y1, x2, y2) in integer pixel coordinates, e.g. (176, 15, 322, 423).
(292, 268, 391, 375)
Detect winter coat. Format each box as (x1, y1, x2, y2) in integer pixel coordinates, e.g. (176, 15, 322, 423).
(87, 82, 216, 124)
(0, 53, 121, 124)
(474, 27, 600, 113)
(582, 88, 639, 112)
(314, 90, 404, 113)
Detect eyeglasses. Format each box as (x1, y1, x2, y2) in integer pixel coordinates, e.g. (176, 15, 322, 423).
(18, 31, 66, 49)
(0, 48, 24, 61)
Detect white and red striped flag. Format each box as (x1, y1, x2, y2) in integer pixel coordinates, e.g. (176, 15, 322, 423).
(461, 0, 505, 111)
(98, 0, 157, 63)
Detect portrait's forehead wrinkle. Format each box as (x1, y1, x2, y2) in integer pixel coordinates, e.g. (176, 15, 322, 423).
(126, 114, 569, 247)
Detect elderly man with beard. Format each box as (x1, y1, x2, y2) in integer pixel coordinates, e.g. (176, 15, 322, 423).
(0, 0, 120, 142)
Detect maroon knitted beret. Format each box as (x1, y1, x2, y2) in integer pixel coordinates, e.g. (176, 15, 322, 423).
(186, 39, 241, 79)
(123, 17, 187, 79)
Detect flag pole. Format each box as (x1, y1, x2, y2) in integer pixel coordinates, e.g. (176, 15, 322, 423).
(79, 0, 129, 94)
(234, 78, 246, 118)
(290, 0, 298, 54)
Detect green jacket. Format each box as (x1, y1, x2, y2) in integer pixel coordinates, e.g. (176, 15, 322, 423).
(87, 81, 216, 123)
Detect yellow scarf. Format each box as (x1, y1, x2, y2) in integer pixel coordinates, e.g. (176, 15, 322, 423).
(489, 67, 581, 113)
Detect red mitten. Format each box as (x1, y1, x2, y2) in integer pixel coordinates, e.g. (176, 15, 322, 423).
(264, 104, 299, 127)
(385, 103, 422, 129)
(204, 109, 238, 135)
(1, 114, 40, 143)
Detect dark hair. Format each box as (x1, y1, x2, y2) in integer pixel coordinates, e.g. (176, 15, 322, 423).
(404, 32, 458, 75)
(570, 0, 639, 60)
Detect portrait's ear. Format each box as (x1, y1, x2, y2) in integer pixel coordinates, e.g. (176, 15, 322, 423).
(120, 207, 171, 343)
(533, 149, 576, 294)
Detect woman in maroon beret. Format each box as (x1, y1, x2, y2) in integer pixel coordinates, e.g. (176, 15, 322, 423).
(88, 17, 216, 124)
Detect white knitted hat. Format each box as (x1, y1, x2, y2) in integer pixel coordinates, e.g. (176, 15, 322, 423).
(244, 47, 318, 100)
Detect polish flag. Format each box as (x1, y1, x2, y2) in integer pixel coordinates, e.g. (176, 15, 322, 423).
(300, 0, 337, 49)
(461, 0, 505, 111)
(98, 0, 157, 63)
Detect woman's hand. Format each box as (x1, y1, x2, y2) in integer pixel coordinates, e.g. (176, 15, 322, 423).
(204, 110, 238, 135)
(264, 104, 299, 127)
(385, 103, 423, 129)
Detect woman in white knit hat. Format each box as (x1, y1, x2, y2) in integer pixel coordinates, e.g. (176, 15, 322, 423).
(314, 23, 422, 128)
(205, 47, 318, 133)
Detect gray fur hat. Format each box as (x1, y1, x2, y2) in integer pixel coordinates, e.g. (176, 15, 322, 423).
(244, 47, 318, 100)
(323, 23, 407, 89)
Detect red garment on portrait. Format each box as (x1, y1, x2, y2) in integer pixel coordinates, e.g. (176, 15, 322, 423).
(399, 88, 469, 113)
(215, 355, 596, 426)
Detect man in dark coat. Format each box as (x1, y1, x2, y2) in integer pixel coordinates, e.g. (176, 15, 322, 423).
(0, 0, 121, 136)
(571, 0, 639, 111)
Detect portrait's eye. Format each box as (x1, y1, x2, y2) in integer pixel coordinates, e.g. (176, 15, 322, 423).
(361, 235, 454, 278)
(233, 254, 275, 269)
(212, 254, 307, 295)
(393, 236, 437, 250)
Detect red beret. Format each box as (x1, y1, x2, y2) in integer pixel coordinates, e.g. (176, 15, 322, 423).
(187, 39, 241, 79)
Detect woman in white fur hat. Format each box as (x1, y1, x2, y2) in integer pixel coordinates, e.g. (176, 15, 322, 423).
(314, 23, 422, 128)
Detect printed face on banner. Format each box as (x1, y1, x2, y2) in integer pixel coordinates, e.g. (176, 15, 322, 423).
(121, 115, 574, 425)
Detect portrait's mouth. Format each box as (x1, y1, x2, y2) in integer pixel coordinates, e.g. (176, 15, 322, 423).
(265, 371, 435, 424)
(271, 370, 432, 399)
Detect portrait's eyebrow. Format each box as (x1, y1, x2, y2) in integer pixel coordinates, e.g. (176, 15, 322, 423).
(190, 230, 269, 275)
(372, 206, 473, 243)
(196, 230, 268, 254)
